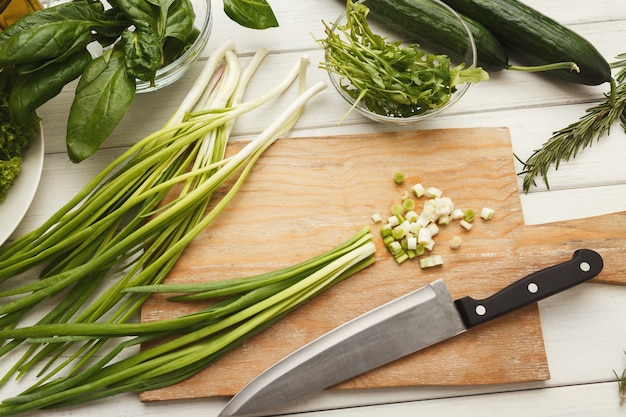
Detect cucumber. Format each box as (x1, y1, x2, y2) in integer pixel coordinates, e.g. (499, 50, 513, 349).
(440, 0, 611, 85)
(362, 0, 509, 72)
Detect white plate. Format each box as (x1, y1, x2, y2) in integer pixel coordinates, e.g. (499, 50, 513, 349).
(0, 125, 44, 246)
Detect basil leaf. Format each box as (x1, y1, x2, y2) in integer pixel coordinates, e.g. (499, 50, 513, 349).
(66, 47, 136, 163)
(9, 49, 92, 125)
(121, 28, 162, 82)
(0, 0, 99, 66)
(223, 0, 278, 29)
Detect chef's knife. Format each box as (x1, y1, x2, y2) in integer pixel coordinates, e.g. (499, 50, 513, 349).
(219, 249, 603, 417)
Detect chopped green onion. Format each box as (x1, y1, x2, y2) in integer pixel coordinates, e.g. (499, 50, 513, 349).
(412, 183, 425, 198)
(376, 181, 495, 267)
(402, 198, 416, 212)
(425, 187, 442, 198)
(480, 207, 496, 220)
(391, 203, 404, 216)
(464, 208, 476, 222)
(460, 219, 473, 230)
(394, 171, 406, 184)
(450, 236, 462, 249)
(419, 255, 443, 269)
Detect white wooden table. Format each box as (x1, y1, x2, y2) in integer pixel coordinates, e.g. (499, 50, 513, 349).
(4, 0, 626, 415)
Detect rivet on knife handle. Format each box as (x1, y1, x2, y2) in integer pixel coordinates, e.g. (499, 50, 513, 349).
(454, 249, 603, 329)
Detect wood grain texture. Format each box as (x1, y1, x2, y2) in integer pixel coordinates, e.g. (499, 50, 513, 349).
(140, 127, 625, 401)
(140, 127, 556, 401)
(141, 127, 626, 401)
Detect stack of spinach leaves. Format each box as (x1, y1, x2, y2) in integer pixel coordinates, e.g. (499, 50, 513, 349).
(0, 0, 277, 163)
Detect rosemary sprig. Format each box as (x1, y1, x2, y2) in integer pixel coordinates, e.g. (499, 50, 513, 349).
(518, 53, 626, 193)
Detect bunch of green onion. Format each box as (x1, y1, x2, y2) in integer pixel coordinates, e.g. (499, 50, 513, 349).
(0, 228, 375, 415)
(0, 39, 376, 415)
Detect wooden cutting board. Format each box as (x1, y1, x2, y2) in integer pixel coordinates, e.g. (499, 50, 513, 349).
(140, 127, 626, 401)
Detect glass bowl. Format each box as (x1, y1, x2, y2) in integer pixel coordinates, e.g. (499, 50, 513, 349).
(41, 0, 212, 93)
(136, 0, 212, 92)
(323, 0, 477, 125)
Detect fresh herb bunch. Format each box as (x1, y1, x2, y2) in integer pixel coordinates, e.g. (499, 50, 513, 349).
(518, 53, 626, 193)
(0, 67, 38, 202)
(318, 0, 488, 121)
(0, 0, 277, 163)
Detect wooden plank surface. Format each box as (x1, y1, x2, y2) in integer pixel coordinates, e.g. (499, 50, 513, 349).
(140, 127, 625, 401)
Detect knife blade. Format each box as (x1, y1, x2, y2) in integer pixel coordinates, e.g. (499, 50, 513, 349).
(219, 249, 603, 417)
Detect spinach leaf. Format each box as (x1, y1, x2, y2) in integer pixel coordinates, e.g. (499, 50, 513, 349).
(162, 27, 199, 66)
(145, 0, 175, 12)
(66, 46, 136, 163)
(144, 0, 175, 39)
(223, 0, 278, 29)
(9, 49, 92, 125)
(109, 0, 158, 32)
(0, 0, 100, 67)
(92, 8, 130, 47)
(164, 0, 195, 42)
(121, 28, 162, 82)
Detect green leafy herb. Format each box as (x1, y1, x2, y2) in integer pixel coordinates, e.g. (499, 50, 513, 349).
(317, 0, 488, 121)
(66, 45, 136, 163)
(223, 0, 278, 29)
(0, 67, 38, 202)
(518, 53, 626, 193)
(0, 0, 278, 162)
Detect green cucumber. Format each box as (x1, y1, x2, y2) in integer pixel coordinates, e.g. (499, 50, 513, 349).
(362, 0, 509, 72)
(440, 0, 611, 85)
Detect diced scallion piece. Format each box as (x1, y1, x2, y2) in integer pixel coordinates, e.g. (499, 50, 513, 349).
(480, 207, 496, 220)
(412, 183, 425, 197)
(378, 181, 494, 268)
(394, 171, 406, 184)
(391, 203, 404, 216)
(425, 187, 442, 198)
(419, 254, 443, 269)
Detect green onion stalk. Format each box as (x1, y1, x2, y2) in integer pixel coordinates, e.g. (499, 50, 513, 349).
(0, 227, 376, 415)
(0, 39, 326, 391)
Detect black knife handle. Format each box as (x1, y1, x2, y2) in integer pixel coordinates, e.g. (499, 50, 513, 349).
(454, 249, 603, 329)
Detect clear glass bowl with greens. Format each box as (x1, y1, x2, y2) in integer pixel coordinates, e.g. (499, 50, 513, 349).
(42, 0, 212, 93)
(320, 0, 480, 125)
(136, 0, 212, 92)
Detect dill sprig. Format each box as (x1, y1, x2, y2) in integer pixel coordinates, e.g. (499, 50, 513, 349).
(518, 53, 626, 193)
